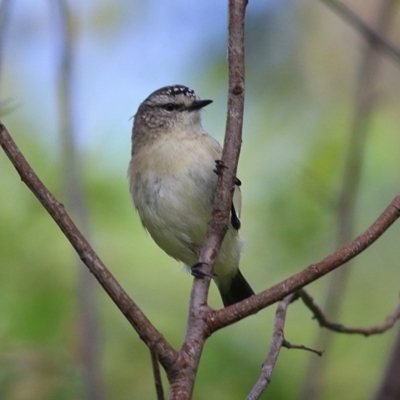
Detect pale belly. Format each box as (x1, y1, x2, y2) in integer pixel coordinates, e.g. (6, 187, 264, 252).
(129, 135, 243, 283)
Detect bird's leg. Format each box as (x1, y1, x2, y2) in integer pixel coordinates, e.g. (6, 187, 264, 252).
(190, 262, 217, 279)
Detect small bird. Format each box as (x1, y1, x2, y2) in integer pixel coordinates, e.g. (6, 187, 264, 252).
(128, 85, 254, 307)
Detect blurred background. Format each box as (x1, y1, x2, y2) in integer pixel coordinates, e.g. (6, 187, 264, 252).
(1, 0, 400, 399)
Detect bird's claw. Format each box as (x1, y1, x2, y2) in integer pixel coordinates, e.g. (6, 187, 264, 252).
(214, 160, 241, 187)
(213, 159, 228, 176)
(190, 262, 217, 279)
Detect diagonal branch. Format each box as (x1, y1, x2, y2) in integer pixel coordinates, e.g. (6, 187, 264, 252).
(0, 121, 178, 373)
(207, 192, 400, 331)
(299, 289, 400, 336)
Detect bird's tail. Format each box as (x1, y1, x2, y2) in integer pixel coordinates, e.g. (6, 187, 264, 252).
(218, 269, 254, 307)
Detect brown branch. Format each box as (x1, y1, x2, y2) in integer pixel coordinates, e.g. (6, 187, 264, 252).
(299, 289, 400, 336)
(247, 295, 294, 400)
(0, 121, 179, 374)
(319, 0, 400, 64)
(207, 192, 400, 331)
(170, 1, 248, 399)
(186, 0, 247, 310)
(247, 293, 325, 400)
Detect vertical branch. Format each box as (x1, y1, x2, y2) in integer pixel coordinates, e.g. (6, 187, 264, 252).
(300, 1, 397, 399)
(171, 0, 248, 398)
(221, 0, 247, 179)
(51, 1, 105, 399)
(188, 0, 247, 310)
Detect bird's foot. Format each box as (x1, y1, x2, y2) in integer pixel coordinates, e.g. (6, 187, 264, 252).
(190, 262, 217, 279)
(213, 159, 228, 176)
(214, 160, 241, 186)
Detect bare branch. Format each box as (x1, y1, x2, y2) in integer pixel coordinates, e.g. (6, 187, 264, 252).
(247, 294, 323, 400)
(299, 290, 400, 336)
(247, 295, 294, 400)
(207, 192, 400, 330)
(168, 1, 248, 398)
(319, 0, 400, 64)
(0, 121, 179, 373)
(187, 0, 247, 309)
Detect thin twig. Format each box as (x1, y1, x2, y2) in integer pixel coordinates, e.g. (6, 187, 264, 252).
(282, 340, 323, 357)
(0, 121, 179, 374)
(319, 0, 400, 64)
(299, 290, 400, 336)
(247, 295, 294, 400)
(149, 348, 165, 400)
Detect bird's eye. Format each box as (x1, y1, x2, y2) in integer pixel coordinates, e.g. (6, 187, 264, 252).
(163, 103, 175, 112)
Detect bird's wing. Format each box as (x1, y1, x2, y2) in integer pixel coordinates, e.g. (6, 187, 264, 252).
(231, 184, 242, 230)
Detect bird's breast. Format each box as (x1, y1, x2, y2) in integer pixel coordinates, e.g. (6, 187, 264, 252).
(129, 135, 219, 245)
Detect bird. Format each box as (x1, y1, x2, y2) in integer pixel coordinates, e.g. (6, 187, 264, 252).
(128, 85, 254, 307)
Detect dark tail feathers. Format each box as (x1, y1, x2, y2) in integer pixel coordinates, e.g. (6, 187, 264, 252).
(219, 269, 254, 307)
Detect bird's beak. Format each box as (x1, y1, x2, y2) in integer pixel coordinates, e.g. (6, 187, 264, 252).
(186, 99, 213, 111)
